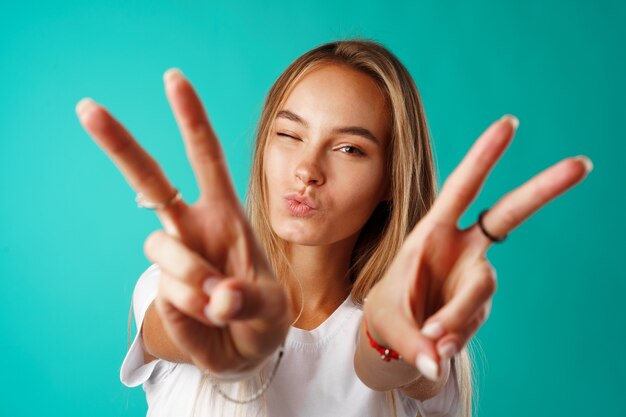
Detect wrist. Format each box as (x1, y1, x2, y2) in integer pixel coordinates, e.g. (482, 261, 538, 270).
(363, 315, 402, 362)
(198, 344, 281, 383)
(355, 316, 420, 391)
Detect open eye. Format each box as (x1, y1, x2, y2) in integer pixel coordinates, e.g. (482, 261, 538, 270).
(338, 145, 366, 157)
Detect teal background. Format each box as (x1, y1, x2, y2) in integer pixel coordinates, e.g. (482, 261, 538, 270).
(0, 1, 623, 416)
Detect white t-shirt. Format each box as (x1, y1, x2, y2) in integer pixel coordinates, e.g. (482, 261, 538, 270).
(120, 264, 460, 417)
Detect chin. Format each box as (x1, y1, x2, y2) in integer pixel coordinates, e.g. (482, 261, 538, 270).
(271, 216, 362, 248)
(272, 220, 326, 246)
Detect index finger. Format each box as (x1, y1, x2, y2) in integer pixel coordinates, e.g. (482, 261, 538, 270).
(429, 115, 519, 224)
(76, 98, 181, 211)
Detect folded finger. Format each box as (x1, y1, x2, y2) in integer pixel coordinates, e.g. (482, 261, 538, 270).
(435, 306, 487, 361)
(158, 271, 218, 326)
(421, 261, 496, 343)
(144, 230, 220, 287)
(205, 277, 288, 328)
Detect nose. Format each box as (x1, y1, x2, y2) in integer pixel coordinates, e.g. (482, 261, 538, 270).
(294, 149, 325, 186)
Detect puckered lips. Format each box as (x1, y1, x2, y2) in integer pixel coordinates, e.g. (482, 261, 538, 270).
(284, 192, 319, 217)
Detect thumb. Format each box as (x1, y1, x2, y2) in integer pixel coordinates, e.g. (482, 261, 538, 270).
(204, 277, 288, 328)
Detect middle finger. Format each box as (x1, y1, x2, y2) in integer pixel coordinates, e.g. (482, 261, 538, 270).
(164, 69, 238, 202)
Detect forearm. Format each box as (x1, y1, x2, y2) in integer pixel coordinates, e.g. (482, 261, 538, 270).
(143, 301, 192, 364)
(353, 317, 450, 399)
(353, 316, 421, 391)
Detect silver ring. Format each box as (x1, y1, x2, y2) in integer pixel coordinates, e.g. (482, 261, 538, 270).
(135, 189, 182, 210)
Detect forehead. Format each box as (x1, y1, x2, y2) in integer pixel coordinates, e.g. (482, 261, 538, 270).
(278, 63, 390, 145)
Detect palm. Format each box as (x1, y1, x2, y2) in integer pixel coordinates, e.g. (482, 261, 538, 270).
(155, 204, 262, 363)
(410, 226, 466, 317)
(425, 223, 487, 309)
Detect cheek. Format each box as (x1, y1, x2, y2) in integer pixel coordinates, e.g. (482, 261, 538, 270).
(263, 144, 290, 199)
(331, 162, 386, 220)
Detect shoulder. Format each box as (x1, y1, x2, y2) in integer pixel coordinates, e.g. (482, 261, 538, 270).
(132, 264, 160, 304)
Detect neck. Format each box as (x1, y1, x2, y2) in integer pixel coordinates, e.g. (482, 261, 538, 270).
(286, 233, 359, 330)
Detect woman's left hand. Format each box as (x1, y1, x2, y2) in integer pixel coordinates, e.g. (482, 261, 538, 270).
(363, 115, 592, 381)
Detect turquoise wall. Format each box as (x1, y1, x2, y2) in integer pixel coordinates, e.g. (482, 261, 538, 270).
(0, 1, 623, 416)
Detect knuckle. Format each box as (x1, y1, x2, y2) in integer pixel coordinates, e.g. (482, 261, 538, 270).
(186, 121, 210, 138)
(154, 292, 169, 316)
(479, 261, 497, 290)
(186, 124, 222, 160)
(177, 256, 206, 285)
(144, 230, 166, 257)
(484, 299, 493, 317)
(195, 146, 225, 166)
(107, 138, 132, 158)
(478, 271, 497, 296)
(445, 177, 472, 203)
(179, 288, 201, 312)
(530, 179, 551, 201)
(475, 306, 489, 324)
(483, 261, 497, 284)
(136, 165, 164, 191)
(158, 273, 173, 296)
(162, 275, 203, 312)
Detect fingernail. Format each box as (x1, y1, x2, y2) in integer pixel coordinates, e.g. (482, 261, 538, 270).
(204, 305, 226, 327)
(500, 114, 519, 130)
(574, 155, 593, 174)
(437, 342, 457, 360)
(416, 354, 440, 381)
(164, 68, 183, 83)
(421, 322, 445, 339)
(202, 277, 220, 296)
(206, 287, 242, 325)
(76, 97, 95, 117)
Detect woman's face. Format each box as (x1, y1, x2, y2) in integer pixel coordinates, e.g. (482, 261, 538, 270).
(263, 63, 391, 246)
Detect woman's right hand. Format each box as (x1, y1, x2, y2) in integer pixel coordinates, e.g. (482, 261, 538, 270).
(76, 69, 292, 376)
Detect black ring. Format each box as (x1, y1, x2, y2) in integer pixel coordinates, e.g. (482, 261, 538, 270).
(478, 209, 507, 243)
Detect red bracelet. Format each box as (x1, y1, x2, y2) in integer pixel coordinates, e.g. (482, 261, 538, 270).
(364, 316, 403, 362)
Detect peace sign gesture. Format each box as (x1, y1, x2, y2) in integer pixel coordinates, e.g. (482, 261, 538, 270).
(76, 69, 291, 376)
(363, 115, 592, 381)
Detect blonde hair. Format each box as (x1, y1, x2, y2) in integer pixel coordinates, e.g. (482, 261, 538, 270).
(190, 38, 476, 417)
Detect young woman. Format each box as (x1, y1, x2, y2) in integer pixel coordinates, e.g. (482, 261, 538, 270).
(76, 40, 591, 417)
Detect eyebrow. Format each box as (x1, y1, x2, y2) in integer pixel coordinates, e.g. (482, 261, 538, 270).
(276, 109, 382, 146)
